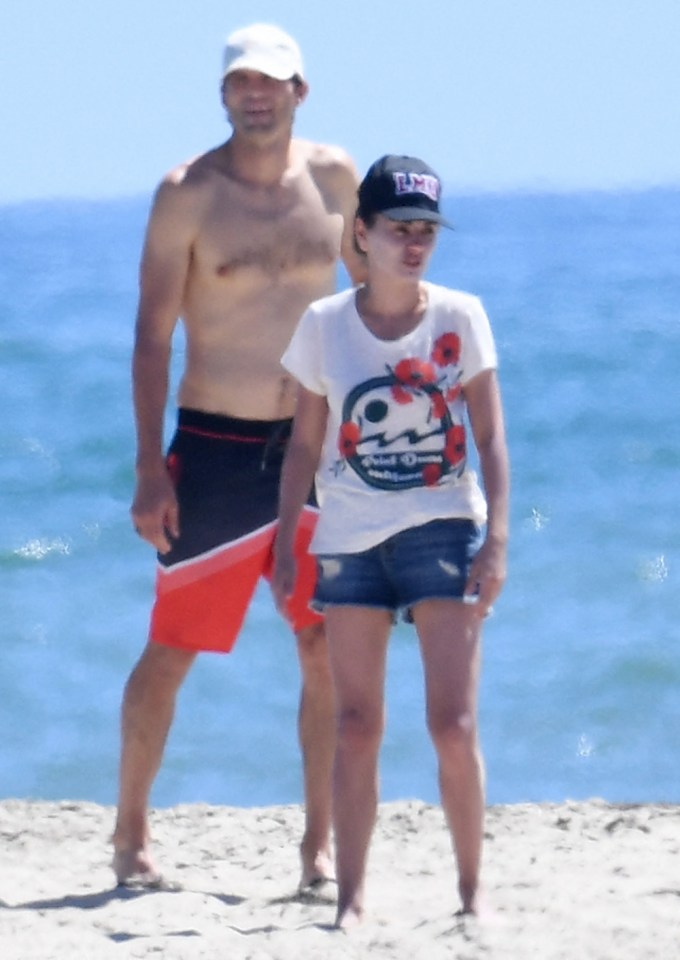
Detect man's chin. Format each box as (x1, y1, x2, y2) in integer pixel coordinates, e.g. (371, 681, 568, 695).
(241, 111, 276, 130)
(239, 125, 285, 147)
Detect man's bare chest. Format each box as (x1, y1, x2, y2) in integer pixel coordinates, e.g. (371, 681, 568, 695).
(195, 187, 343, 281)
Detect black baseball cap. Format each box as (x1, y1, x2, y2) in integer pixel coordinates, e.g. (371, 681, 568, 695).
(357, 155, 452, 228)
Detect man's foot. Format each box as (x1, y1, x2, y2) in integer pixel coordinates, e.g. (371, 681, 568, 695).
(112, 848, 180, 891)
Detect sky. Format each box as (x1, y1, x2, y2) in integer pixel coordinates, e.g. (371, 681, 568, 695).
(2, 0, 680, 203)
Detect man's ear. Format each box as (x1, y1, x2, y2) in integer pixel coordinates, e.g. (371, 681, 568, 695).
(295, 79, 310, 105)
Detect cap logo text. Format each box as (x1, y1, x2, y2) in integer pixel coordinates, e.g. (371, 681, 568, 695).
(393, 172, 440, 201)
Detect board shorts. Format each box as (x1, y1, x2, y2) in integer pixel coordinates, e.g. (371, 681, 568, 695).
(149, 408, 322, 653)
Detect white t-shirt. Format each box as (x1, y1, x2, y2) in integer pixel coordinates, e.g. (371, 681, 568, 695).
(281, 281, 498, 554)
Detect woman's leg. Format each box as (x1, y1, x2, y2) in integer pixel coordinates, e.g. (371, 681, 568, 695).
(413, 599, 485, 914)
(325, 605, 392, 928)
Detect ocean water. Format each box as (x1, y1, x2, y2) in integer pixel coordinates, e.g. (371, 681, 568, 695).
(1, 188, 679, 810)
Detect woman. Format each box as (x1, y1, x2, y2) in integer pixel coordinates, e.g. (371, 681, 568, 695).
(272, 155, 509, 927)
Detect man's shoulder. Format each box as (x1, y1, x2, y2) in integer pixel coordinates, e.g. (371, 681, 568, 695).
(294, 140, 358, 188)
(297, 139, 354, 168)
(159, 145, 226, 192)
(148, 146, 230, 226)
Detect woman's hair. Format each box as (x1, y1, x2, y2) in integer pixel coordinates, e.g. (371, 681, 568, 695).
(352, 207, 378, 257)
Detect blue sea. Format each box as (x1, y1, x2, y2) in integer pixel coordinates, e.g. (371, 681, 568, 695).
(2, 188, 679, 810)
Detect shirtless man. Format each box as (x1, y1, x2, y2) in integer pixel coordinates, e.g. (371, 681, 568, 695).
(112, 23, 366, 891)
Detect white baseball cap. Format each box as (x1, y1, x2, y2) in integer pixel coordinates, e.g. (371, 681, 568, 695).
(222, 24, 304, 82)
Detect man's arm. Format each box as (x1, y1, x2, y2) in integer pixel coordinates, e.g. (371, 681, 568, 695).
(333, 153, 369, 286)
(311, 144, 369, 286)
(130, 174, 197, 552)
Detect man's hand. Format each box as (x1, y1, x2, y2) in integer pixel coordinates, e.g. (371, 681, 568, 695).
(271, 544, 297, 621)
(130, 469, 179, 554)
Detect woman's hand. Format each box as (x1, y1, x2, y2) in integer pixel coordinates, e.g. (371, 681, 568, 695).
(463, 534, 507, 618)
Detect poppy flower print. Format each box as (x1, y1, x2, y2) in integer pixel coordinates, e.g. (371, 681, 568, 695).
(393, 357, 437, 388)
(430, 391, 449, 420)
(338, 421, 361, 458)
(334, 329, 467, 491)
(422, 463, 443, 486)
(432, 332, 461, 367)
(391, 383, 414, 405)
(444, 425, 466, 466)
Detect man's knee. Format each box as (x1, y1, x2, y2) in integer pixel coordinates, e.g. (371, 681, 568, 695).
(125, 642, 195, 703)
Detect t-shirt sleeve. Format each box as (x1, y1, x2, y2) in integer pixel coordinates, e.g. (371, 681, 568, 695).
(280, 306, 326, 396)
(460, 296, 498, 384)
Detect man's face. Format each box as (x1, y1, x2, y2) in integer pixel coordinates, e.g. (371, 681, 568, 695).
(223, 69, 306, 140)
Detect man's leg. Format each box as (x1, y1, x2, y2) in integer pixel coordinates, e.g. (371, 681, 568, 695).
(112, 641, 195, 883)
(295, 621, 335, 889)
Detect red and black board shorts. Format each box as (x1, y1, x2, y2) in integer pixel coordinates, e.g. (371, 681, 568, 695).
(149, 408, 322, 653)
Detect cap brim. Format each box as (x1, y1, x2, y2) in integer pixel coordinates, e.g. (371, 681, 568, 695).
(224, 54, 298, 81)
(382, 207, 454, 230)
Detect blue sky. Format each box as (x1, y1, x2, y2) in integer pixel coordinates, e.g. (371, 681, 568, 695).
(2, 0, 679, 202)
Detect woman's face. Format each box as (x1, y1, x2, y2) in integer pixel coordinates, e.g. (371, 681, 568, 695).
(356, 214, 438, 281)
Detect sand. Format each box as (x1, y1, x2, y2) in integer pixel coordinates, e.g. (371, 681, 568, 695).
(1, 798, 678, 959)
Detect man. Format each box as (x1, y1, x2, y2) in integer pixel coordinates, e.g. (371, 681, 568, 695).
(112, 23, 366, 891)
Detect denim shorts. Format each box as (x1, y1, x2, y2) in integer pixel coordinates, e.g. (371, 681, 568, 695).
(312, 518, 483, 622)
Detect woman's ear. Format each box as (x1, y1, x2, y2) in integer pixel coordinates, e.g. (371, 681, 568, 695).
(354, 216, 368, 254)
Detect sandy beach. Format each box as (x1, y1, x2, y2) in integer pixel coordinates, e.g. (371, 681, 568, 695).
(1, 798, 678, 959)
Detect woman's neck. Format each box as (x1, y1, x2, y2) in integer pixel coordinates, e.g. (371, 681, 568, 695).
(356, 281, 428, 340)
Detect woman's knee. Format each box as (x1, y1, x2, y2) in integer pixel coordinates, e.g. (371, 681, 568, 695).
(296, 623, 332, 683)
(428, 709, 478, 758)
(336, 704, 383, 753)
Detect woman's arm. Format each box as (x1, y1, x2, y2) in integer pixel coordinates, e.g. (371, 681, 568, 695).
(272, 384, 329, 615)
(462, 368, 510, 616)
